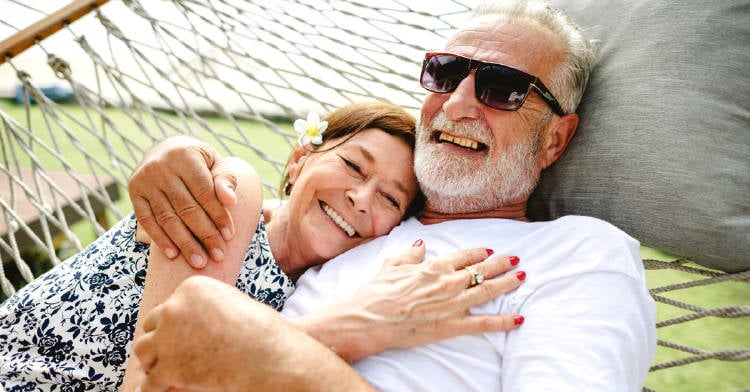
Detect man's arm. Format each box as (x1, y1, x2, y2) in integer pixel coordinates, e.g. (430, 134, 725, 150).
(122, 157, 265, 392)
(135, 276, 376, 392)
(129, 135, 237, 267)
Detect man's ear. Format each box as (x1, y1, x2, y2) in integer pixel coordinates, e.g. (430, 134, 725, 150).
(286, 146, 310, 184)
(540, 113, 578, 169)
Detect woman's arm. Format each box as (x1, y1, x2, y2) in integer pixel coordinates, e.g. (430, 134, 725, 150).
(121, 157, 264, 391)
(292, 245, 525, 362)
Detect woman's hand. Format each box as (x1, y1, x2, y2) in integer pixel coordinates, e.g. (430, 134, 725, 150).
(129, 136, 238, 268)
(293, 240, 525, 362)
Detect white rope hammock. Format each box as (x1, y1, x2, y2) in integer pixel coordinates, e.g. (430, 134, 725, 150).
(0, 1, 747, 391)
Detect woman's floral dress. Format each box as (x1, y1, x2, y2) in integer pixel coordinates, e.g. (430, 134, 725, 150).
(0, 213, 294, 391)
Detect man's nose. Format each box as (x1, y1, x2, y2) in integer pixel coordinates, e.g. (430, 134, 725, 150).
(442, 72, 481, 121)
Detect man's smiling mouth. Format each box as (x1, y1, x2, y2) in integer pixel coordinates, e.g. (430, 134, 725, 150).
(434, 131, 487, 151)
(321, 201, 358, 237)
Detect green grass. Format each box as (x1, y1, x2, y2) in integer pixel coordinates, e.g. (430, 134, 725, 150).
(0, 98, 294, 300)
(641, 248, 750, 391)
(0, 96, 295, 231)
(1, 99, 748, 390)
(0, 98, 294, 190)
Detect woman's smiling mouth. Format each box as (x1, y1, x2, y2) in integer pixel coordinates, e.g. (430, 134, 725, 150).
(320, 201, 358, 237)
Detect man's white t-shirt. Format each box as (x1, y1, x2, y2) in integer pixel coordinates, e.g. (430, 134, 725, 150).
(282, 215, 656, 391)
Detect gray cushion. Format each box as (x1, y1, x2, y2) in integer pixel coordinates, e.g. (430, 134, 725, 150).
(528, 0, 750, 272)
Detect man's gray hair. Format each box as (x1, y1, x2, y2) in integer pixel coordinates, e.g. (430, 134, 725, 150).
(472, 0, 597, 114)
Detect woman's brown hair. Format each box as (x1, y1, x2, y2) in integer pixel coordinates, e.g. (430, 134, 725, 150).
(280, 100, 424, 218)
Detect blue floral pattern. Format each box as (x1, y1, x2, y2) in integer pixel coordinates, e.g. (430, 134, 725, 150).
(0, 213, 294, 391)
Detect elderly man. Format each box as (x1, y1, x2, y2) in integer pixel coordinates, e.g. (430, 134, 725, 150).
(130, 0, 656, 390)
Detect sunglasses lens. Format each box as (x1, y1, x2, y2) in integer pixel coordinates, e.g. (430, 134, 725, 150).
(421, 54, 469, 93)
(476, 65, 531, 110)
(420, 53, 545, 113)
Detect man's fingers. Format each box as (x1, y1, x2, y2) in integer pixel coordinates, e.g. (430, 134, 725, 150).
(130, 136, 233, 265)
(208, 159, 240, 242)
(133, 331, 158, 374)
(188, 147, 237, 242)
(134, 304, 163, 374)
(170, 156, 243, 261)
(151, 192, 211, 269)
(212, 159, 239, 205)
(130, 197, 177, 259)
(213, 176, 237, 241)
(163, 173, 228, 263)
(131, 156, 215, 266)
(141, 303, 162, 334)
(138, 366, 170, 392)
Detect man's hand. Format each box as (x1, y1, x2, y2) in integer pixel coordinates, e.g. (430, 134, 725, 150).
(134, 276, 376, 392)
(129, 136, 237, 268)
(295, 241, 526, 362)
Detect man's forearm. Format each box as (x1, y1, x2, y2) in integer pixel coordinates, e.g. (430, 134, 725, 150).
(134, 276, 376, 391)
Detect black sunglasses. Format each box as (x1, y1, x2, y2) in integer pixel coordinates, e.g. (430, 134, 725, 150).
(420, 52, 566, 116)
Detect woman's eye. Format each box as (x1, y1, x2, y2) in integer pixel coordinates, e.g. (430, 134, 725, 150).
(342, 157, 362, 174)
(384, 194, 401, 209)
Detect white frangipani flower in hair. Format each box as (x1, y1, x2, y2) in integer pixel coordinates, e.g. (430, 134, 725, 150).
(294, 111, 328, 146)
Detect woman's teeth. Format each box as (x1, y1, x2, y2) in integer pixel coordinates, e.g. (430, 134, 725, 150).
(322, 203, 356, 237)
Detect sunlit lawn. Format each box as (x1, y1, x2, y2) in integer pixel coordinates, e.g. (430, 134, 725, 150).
(0, 97, 293, 295)
(641, 248, 750, 391)
(0, 99, 747, 391)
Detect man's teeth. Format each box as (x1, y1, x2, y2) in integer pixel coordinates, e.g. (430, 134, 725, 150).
(438, 132, 480, 150)
(322, 203, 356, 237)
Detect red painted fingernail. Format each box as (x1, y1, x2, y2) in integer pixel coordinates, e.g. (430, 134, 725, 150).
(486, 248, 494, 256)
(412, 239, 423, 247)
(509, 256, 520, 266)
(513, 315, 525, 326)
(516, 271, 526, 281)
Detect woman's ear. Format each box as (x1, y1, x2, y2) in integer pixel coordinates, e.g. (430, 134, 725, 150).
(286, 146, 310, 184)
(540, 113, 578, 169)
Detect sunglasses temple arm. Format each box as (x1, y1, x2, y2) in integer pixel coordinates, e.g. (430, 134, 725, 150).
(532, 83, 566, 116)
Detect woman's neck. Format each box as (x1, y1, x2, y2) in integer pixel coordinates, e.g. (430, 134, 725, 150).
(264, 205, 312, 282)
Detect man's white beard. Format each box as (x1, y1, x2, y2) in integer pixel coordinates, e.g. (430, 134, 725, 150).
(414, 113, 542, 214)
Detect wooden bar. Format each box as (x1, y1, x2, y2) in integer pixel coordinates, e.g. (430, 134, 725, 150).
(0, 0, 110, 65)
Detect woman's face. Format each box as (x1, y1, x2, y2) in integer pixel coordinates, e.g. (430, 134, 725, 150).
(286, 127, 418, 262)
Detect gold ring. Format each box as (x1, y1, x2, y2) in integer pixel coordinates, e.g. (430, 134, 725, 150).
(464, 265, 484, 288)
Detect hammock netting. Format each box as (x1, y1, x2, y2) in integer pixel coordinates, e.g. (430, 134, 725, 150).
(0, 1, 747, 391)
